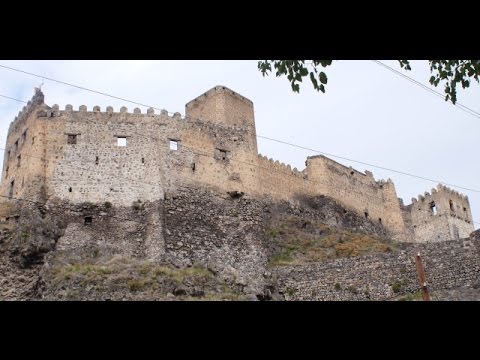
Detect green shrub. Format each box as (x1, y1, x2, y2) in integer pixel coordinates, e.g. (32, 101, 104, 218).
(104, 201, 112, 209)
(392, 282, 402, 294)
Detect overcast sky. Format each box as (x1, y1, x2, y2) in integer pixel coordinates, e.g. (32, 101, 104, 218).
(0, 60, 478, 229)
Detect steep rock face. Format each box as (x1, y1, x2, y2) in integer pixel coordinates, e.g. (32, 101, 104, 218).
(2, 189, 477, 301)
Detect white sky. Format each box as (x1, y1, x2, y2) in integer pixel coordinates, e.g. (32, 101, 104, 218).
(0, 60, 478, 229)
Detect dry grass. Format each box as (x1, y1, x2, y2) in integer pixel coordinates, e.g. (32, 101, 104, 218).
(268, 216, 394, 266)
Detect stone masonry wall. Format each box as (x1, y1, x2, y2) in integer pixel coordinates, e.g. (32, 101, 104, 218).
(0, 87, 475, 244)
(276, 234, 480, 300)
(410, 184, 474, 242)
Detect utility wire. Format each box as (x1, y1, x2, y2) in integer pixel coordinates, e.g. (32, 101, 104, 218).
(0, 64, 164, 111)
(2, 61, 478, 191)
(1, 114, 479, 225)
(0, 94, 28, 104)
(372, 60, 480, 119)
(256, 135, 480, 194)
(2, 128, 479, 226)
(1, 84, 479, 196)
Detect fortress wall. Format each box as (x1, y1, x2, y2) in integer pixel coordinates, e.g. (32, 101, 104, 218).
(410, 185, 474, 242)
(0, 88, 474, 244)
(47, 106, 165, 206)
(276, 235, 480, 300)
(254, 155, 311, 200)
(0, 100, 50, 202)
(306, 156, 408, 238)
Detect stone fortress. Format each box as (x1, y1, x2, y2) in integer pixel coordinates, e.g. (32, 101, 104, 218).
(1, 86, 475, 243)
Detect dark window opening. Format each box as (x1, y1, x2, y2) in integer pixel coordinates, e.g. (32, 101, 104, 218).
(449, 199, 454, 212)
(67, 134, 77, 145)
(192, 162, 196, 171)
(22, 177, 24, 187)
(7, 150, 10, 161)
(5, 166, 8, 178)
(68, 187, 72, 193)
(350, 171, 354, 175)
(141, 157, 145, 164)
(95, 156, 99, 165)
(14, 140, 18, 152)
(378, 218, 382, 224)
(364, 211, 369, 219)
(169, 140, 178, 150)
(217, 149, 228, 161)
(84, 216, 93, 225)
(32, 137, 35, 145)
(429, 201, 437, 215)
(22, 130, 27, 143)
(17, 155, 21, 167)
(463, 207, 467, 212)
(8, 180, 14, 198)
(117, 137, 127, 147)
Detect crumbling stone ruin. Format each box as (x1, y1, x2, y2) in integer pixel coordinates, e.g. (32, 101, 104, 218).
(1, 86, 478, 301)
(1, 86, 474, 243)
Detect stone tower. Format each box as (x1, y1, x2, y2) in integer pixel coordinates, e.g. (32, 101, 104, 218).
(409, 184, 474, 242)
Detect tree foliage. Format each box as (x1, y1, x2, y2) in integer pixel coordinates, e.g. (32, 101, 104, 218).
(258, 60, 480, 104)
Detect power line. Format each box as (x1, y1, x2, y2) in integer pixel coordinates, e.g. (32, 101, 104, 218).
(2, 127, 480, 227)
(0, 64, 164, 111)
(1, 59, 476, 194)
(1, 113, 479, 226)
(372, 60, 480, 119)
(256, 134, 480, 194)
(0, 94, 27, 104)
(1, 84, 479, 198)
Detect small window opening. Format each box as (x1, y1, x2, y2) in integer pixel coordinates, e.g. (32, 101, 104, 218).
(364, 211, 369, 219)
(463, 207, 467, 213)
(84, 216, 93, 225)
(217, 149, 227, 161)
(430, 201, 437, 215)
(449, 199, 454, 212)
(8, 180, 14, 198)
(31, 136, 35, 145)
(5, 166, 8, 178)
(117, 137, 127, 147)
(67, 134, 77, 145)
(22, 130, 27, 143)
(350, 171, 354, 175)
(68, 187, 72, 193)
(141, 157, 145, 164)
(192, 163, 196, 171)
(169, 140, 178, 150)
(7, 150, 10, 161)
(14, 140, 19, 152)
(95, 156, 99, 165)
(17, 155, 21, 167)
(378, 218, 382, 224)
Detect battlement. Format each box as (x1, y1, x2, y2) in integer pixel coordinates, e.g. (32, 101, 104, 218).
(0, 86, 474, 245)
(411, 184, 469, 204)
(8, 88, 46, 135)
(257, 153, 305, 178)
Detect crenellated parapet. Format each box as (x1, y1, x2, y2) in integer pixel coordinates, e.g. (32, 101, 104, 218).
(8, 88, 46, 135)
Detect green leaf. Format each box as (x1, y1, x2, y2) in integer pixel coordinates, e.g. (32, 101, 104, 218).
(310, 72, 318, 89)
(319, 72, 328, 84)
